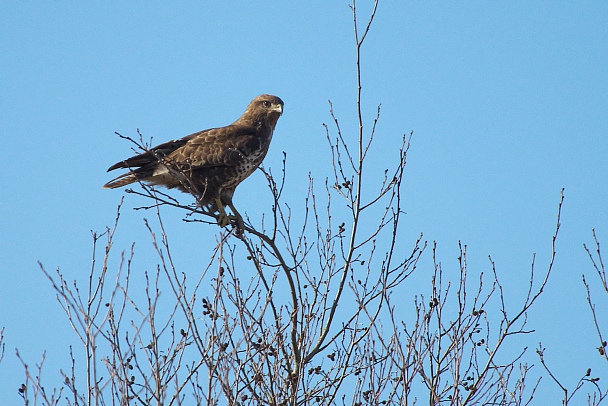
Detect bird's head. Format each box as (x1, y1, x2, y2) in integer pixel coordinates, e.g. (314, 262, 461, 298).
(240, 94, 284, 128)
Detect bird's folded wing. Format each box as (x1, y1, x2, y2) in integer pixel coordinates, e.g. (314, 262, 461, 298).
(106, 137, 193, 171)
(169, 125, 261, 168)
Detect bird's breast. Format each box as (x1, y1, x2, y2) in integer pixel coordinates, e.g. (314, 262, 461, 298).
(224, 149, 266, 187)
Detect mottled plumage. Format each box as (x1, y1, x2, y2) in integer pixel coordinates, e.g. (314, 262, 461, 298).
(104, 94, 284, 218)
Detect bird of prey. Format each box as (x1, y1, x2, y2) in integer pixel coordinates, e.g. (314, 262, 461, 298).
(103, 94, 284, 227)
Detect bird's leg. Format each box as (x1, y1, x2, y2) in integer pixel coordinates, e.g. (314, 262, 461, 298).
(227, 202, 245, 233)
(214, 198, 244, 233)
(215, 198, 231, 228)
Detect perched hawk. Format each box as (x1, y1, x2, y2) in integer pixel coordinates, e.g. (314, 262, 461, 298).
(104, 94, 284, 226)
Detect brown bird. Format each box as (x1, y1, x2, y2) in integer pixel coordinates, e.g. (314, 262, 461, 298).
(104, 94, 284, 226)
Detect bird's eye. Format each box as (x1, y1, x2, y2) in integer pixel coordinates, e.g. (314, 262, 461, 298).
(262, 101, 271, 108)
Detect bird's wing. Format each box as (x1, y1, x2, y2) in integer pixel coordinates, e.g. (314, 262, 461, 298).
(168, 124, 261, 168)
(106, 133, 198, 171)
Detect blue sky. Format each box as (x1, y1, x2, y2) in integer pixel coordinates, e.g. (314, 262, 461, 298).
(1, 1, 607, 403)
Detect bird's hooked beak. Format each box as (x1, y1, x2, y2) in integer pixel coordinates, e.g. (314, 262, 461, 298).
(273, 103, 283, 115)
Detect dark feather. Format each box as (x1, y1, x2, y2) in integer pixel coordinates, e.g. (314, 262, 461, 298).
(106, 138, 191, 171)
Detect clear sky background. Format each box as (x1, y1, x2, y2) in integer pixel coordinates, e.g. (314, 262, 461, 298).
(1, 1, 607, 403)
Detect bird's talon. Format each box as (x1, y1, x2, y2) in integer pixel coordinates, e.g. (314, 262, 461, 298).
(216, 213, 244, 233)
(216, 213, 231, 228)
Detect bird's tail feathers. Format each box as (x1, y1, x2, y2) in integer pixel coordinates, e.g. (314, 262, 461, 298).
(103, 167, 154, 189)
(103, 173, 137, 189)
